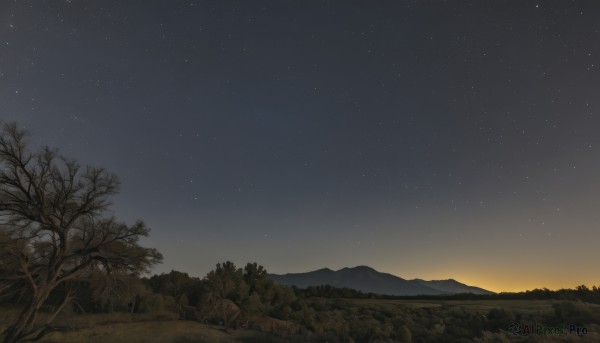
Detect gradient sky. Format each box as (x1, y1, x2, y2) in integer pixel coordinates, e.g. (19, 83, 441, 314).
(1, 1, 599, 292)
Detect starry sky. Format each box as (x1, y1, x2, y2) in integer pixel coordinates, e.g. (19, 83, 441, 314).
(1, 1, 599, 292)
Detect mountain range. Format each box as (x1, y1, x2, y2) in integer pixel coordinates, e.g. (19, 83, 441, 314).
(268, 266, 493, 296)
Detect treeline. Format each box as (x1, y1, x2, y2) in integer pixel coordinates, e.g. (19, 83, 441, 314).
(494, 286, 600, 303)
(370, 286, 600, 304)
(144, 261, 301, 327)
(3, 261, 600, 342)
(291, 283, 600, 305)
(6, 262, 598, 317)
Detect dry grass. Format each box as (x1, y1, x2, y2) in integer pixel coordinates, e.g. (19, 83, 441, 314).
(39, 320, 283, 343)
(5, 300, 599, 342)
(0, 309, 289, 343)
(348, 298, 561, 313)
(0, 306, 23, 334)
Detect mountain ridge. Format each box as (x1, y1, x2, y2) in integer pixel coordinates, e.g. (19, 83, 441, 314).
(268, 266, 494, 296)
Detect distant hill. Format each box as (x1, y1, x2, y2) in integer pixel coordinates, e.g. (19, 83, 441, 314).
(411, 278, 493, 295)
(269, 266, 494, 296)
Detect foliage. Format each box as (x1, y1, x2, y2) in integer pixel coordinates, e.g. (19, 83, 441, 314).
(0, 122, 162, 343)
(4, 258, 600, 342)
(204, 261, 247, 304)
(166, 263, 600, 341)
(147, 270, 203, 307)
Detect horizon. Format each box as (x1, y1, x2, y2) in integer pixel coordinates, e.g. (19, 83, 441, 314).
(3, 1, 599, 294)
(148, 263, 597, 294)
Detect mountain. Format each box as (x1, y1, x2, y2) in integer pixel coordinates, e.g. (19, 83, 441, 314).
(269, 266, 493, 296)
(412, 278, 493, 295)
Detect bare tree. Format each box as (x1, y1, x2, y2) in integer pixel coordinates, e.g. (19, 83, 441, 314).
(0, 122, 162, 343)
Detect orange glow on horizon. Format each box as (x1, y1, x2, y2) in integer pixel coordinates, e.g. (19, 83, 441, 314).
(388, 267, 600, 294)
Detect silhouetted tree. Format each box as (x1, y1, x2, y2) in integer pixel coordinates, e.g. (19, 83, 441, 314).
(204, 261, 247, 304)
(243, 262, 270, 295)
(0, 122, 162, 343)
(147, 270, 204, 307)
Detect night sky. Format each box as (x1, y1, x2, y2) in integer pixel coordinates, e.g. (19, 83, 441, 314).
(2, 1, 599, 292)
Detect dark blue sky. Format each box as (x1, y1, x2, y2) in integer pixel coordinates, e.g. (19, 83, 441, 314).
(2, 1, 599, 291)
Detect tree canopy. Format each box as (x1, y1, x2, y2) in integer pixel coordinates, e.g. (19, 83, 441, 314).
(0, 122, 162, 343)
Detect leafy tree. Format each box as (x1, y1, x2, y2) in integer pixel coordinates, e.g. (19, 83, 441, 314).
(243, 262, 270, 295)
(0, 122, 162, 343)
(239, 263, 273, 317)
(147, 270, 202, 306)
(204, 261, 247, 304)
(89, 271, 148, 313)
(268, 284, 297, 319)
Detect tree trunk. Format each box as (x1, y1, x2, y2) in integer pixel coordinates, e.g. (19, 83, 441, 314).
(0, 280, 72, 343)
(132, 295, 141, 313)
(107, 299, 114, 313)
(3, 291, 49, 343)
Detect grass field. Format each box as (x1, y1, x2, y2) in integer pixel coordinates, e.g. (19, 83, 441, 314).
(39, 320, 288, 343)
(348, 298, 563, 313)
(3, 300, 600, 342)
(0, 309, 291, 343)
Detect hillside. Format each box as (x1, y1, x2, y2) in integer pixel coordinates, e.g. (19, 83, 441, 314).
(269, 266, 493, 296)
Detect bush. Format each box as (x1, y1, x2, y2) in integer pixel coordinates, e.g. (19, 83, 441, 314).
(138, 294, 177, 313)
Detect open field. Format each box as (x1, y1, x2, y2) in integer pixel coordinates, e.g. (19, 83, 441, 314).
(348, 298, 564, 313)
(39, 320, 289, 343)
(3, 299, 600, 342)
(0, 309, 291, 343)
